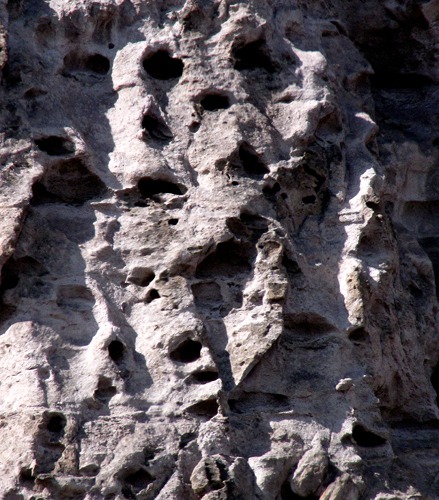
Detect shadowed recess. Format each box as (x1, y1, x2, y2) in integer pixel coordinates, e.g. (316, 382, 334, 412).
(127, 267, 155, 287)
(170, 339, 202, 363)
(185, 399, 219, 418)
(63, 52, 110, 75)
(352, 424, 386, 447)
(238, 143, 269, 177)
(108, 340, 124, 363)
(141, 114, 173, 142)
(35, 136, 75, 156)
(200, 93, 230, 111)
(46, 413, 66, 434)
(143, 50, 184, 80)
(195, 240, 254, 279)
(190, 371, 219, 384)
(233, 39, 275, 72)
(31, 159, 106, 205)
(124, 468, 154, 495)
(137, 177, 186, 198)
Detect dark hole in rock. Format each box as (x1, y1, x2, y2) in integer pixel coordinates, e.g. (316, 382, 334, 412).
(200, 93, 230, 111)
(145, 289, 160, 303)
(141, 114, 173, 142)
(35, 136, 74, 156)
(282, 255, 301, 276)
(233, 39, 275, 72)
(85, 54, 110, 74)
(32, 159, 106, 205)
(125, 468, 154, 492)
(122, 487, 136, 500)
(138, 177, 186, 198)
(302, 195, 316, 204)
(108, 43, 115, 49)
(185, 399, 219, 418)
(168, 218, 179, 225)
(94, 377, 117, 403)
(179, 431, 197, 449)
(352, 425, 386, 447)
(0, 263, 19, 291)
(239, 143, 269, 177)
(433, 138, 439, 147)
(128, 268, 155, 287)
(240, 212, 269, 237)
(19, 467, 35, 484)
(108, 340, 124, 363)
(63, 52, 110, 75)
(365, 201, 380, 210)
(370, 72, 433, 90)
(47, 413, 66, 434)
(348, 327, 369, 343)
(143, 50, 184, 80)
(190, 371, 219, 384)
(195, 240, 254, 279)
(170, 339, 202, 363)
(263, 182, 281, 198)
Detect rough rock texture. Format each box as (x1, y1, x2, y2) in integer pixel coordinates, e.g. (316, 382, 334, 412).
(0, 0, 438, 498)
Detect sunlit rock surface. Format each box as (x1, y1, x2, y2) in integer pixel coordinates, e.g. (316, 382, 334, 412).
(0, 0, 438, 498)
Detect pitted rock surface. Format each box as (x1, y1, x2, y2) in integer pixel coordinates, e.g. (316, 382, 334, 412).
(0, 0, 438, 498)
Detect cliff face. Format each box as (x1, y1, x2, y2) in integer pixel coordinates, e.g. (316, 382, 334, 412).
(0, 0, 438, 498)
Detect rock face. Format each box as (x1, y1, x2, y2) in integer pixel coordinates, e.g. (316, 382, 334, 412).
(0, 0, 438, 498)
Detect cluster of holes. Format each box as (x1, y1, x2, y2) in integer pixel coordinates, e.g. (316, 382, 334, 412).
(170, 339, 202, 363)
(35, 136, 75, 156)
(142, 50, 184, 80)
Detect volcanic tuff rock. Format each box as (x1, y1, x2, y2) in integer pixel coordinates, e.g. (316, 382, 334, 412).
(0, 0, 438, 498)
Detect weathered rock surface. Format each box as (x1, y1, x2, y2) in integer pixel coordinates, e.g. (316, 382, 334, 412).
(0, 0, 438, 498)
